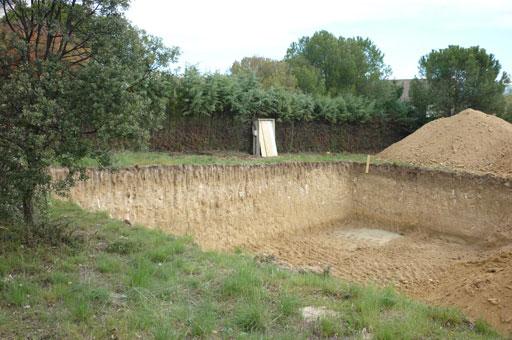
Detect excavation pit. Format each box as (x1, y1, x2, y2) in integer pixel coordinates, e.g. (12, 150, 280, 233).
(249, 220, 483, 288)
(52, 161, 512, 332)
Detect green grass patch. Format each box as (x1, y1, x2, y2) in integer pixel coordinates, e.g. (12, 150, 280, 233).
(277, 293, 300, 318)
(474, 319, 500, 337)
(234, 301, 267, 332)
(315, 317, 343, 338)
(0, 200, 505, 339)
(1, 278, 39, 307)
(95, 254, 123, 274)
(78, 151, 371, 168)
(220, 267, 264, 300)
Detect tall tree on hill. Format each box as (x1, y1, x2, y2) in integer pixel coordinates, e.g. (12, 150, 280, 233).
(410, 45, 509, 118)
(0, 0, 179, 226)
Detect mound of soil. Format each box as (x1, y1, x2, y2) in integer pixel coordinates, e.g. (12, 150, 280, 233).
(378, 109, 512, 177)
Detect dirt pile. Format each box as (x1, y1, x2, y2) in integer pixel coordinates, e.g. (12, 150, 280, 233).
(378, 109, 512, 177)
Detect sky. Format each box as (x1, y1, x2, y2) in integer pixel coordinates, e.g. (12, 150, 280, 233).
(126, 0, 512, 79)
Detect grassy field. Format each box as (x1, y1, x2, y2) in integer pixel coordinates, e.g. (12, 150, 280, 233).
(0, 201, 501, 339)
(79, 151, 371, 168)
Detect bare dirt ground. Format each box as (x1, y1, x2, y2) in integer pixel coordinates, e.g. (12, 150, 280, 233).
(249, 220, 512, 334)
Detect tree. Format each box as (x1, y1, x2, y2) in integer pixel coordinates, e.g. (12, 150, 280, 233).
(230, 56, 297, 90)
(412, 45, 509, 117)
(0, 0, 179, 226)
(285, 55, 325, 95)
(285, 30, 391, 98)
(502, 94, 512, 122)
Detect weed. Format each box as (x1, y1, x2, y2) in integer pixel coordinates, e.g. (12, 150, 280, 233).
(147, 241, 186, 263)
(188, 302, 217, 337)
(315, 317, 342, 337)
(0, 310, 9, 326)
(277, 293, 300, 318)
(50, 271, 72, 284)
(1, 279, 37, 306)
(106, 239, 140, 255)
(0, 220, 80, 248)
(95, 254, 122, 273)
(152, 324, 174, 340)
(234, 302, 267, 332)
(128, 257, 156, 288)
(474, 318, 499, 337)
(64, 284, 109, 322)
(220, 267, 264, 299)
(428, 306, 465, 328)
(378, 287, 398, 309)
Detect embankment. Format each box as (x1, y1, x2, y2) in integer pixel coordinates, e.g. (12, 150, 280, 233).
(51, 162, 512, 249)
(351, 164, 512, 245)
(52, 163, 353, 250)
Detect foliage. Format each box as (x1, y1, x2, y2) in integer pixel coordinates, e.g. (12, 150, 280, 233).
(500, 94, 512, 122)
(285, 30, 393, 99)
(231, 56, 297, 90)
(281, 30, 407, 119)
(170, 67, 386, 124)
(285, 55, 326, 95)
(0, 0, 179, 225)
(411, 45, 509, 118)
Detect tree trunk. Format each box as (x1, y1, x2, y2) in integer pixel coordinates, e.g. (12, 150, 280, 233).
(22, 190, 35, 226)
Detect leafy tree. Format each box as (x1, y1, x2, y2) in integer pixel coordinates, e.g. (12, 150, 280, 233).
(231, 56, 297, 90)
(412, 45, 509, 117)
(285, 30, 391, 98)
(0, 0, 178, 226)
(286, 55, 325, 95)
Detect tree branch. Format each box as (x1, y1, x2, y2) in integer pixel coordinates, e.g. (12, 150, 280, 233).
(57, 0, 76, 55)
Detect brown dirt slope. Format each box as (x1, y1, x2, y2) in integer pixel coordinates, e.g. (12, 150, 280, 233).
(378, 109, 512, 177)
(250, 224, 512, 334)
(413, 247, 512, 334)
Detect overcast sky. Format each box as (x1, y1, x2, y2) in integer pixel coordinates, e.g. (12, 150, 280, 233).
(126, 0, 511, 79)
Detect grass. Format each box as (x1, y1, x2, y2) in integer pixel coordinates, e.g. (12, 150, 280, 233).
(78, 150, 371, 168)
(0, 200, 504, 339)
(72, 149, 481, 179)
(72, 150, 495, 180)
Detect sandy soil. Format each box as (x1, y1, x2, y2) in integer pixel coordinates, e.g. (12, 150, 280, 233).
(414, 247, 512, 334)
(248, 219, 512, 334)
(378, 109, 512, 177)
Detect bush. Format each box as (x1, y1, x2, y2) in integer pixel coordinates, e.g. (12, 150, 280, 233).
(168, 67, 403, 125)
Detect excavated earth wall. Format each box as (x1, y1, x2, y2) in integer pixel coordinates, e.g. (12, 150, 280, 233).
(351, 164, 512, 245)
(52, 162, 512, 249)
(52, 163, 354, 250)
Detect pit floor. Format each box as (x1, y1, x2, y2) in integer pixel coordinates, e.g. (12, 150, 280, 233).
(248, 220, 512, 333)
